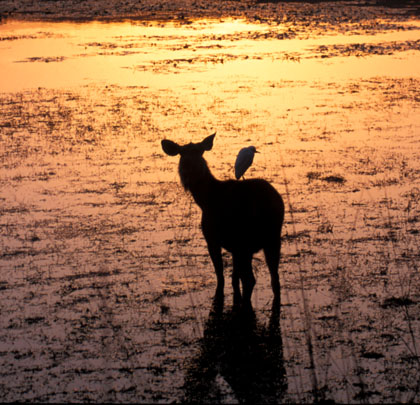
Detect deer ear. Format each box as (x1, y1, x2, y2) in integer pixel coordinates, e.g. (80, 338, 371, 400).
(200, 132, 216, 151)
(161, 139, 181, 156)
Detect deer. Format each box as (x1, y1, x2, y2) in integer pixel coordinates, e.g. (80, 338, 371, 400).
(161, 133, 284, 310)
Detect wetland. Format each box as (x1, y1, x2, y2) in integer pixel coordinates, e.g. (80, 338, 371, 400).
(0, 1, 419, 402)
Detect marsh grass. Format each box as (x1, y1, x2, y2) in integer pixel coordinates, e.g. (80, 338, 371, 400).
(0, 12, 419, 400)
(0, 87, 419, 402)
(277, 156, 420, 402)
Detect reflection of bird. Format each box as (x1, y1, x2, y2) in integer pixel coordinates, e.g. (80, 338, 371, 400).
(234, 146, 258, 180)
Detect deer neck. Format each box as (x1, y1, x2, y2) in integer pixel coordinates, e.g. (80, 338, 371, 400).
(179, 155, 217, 210)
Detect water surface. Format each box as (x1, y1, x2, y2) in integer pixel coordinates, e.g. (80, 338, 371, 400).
(0, 16, 419, 403)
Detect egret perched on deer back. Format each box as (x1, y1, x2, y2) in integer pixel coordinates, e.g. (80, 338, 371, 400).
(235, 146, 258, 180)
(161, 133, 284, 310)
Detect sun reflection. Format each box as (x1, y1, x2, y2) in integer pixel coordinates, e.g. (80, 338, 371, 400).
(0, 18, 419, 92)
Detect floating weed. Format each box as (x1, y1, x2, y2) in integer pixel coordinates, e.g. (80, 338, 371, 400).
(322, 175, 346, 184)
(381, 296, 416, 309)
(306, 171, 322, 181)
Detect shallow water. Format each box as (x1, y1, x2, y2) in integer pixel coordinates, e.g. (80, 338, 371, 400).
(0, 15, 419, 403)
(1, 18, 420, 91)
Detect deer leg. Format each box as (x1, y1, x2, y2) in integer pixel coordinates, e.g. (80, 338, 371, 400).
(231, 253, 242, 306)
(241, 258, 255, 308)
(264, 239, 281, 308)
(207, 243, 224, 298)
(233, 252, 255, 308)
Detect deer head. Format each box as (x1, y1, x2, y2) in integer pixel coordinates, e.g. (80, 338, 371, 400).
(161, 133, 215, 156)
(161, 133, 216, 191)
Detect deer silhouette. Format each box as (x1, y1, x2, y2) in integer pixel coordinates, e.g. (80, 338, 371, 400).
(161, 133, 284, 309)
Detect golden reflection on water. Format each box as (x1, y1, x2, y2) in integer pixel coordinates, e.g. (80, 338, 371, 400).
(0, 18, 419, 92)
(1, 17, 418, 197)
(0, 16, 419, 403)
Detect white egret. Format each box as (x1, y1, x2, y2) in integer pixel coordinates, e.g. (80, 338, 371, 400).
(234, 146, 259, 180)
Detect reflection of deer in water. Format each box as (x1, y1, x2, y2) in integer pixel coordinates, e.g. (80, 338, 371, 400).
(183, 298, 286, 402)
(161, 133, 284, 309)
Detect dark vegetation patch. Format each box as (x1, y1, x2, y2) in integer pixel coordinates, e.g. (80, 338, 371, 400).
(306, 172, 346, 184)
(1, 0, 419, 23)
(313, 40, 420, 59)
(381, 296, 415, 308)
